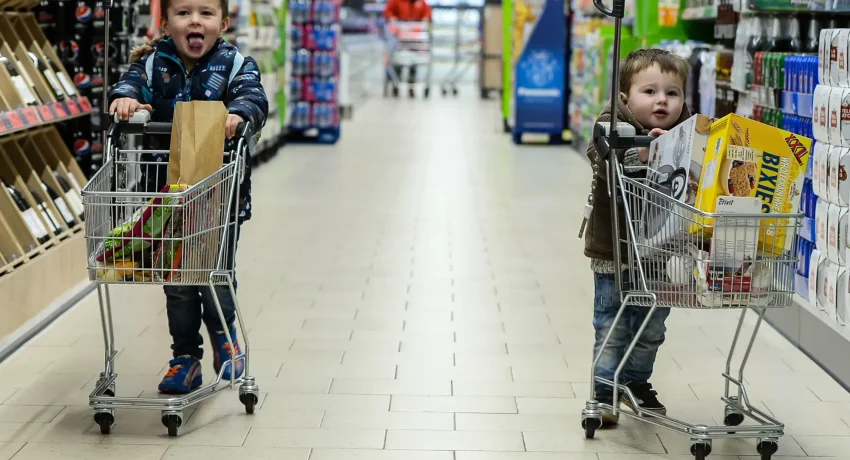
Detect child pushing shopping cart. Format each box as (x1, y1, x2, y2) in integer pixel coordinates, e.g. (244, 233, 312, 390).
(80, 0, 268, 437)
(383, 0, 433, 98)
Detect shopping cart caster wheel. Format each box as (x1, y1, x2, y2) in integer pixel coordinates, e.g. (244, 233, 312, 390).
(161, 413, 183, 437)
(392, 87, 399, 98)
(690, 441, 711, 459)
(441, 88, 447, 96)
(94, 411, 114, 435)
(452, 87, 458, 96)
(581, 417, 601, 439)
(240, 392, 258, 414)
(757, 440, 778, 459)
(723, 412, 744, 427)
(424, 88, 430, 98)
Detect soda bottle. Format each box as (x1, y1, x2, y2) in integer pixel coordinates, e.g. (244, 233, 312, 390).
(289, 77, 303, 101)
(303, 77, 315, 102)
(314, 0, 334, 26)
(291, 0, 308, 25)
(304, 24, 317, 50)
(291, 27, 303, 50)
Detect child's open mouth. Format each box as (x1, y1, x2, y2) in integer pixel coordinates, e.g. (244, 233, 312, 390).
(187, 33, 205, 50)
(653, 109, 669, 118)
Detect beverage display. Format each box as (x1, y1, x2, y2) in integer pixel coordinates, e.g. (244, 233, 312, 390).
(288, 0, 340, 142)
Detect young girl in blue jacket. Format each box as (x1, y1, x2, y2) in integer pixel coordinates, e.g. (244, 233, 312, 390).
(108, 0, 268, 394)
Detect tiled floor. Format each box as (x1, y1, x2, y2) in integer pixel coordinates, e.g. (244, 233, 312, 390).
(0, 95, 848, 459)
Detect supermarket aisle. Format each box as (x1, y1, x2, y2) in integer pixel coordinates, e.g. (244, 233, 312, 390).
(0, 95, 848, 459)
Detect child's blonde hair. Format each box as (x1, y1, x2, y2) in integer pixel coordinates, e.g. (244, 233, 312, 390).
(619, 49, 690, 96)
(129, 0, 230, 63)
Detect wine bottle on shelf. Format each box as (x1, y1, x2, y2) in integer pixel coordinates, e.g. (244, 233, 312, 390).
(44, 53, 77, 97)
(28, 186, 64, 235)
(28, 52, 66, 101)
(2, 178, 50, 245)
(0, 55, 39, 107)
(41, 182, 76, 227)
(53, 172, 84, 221)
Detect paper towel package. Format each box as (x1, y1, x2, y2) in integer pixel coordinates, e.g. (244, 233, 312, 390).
(814, 85, 832, 143)
(813, 141, 829, 197)
(829, 147, 850, 206)
(827, 262, 840, 319)
(818, 199, 830, 252)
(830, 88, 850, 147)
(818, 257, 830, 312)
(841, 208, 849, 265)
(828, 203, 846, 264)
(838, 267, 848, 325)
(833, 29, 850, 88)
(829, 145, 843, 201)
(810, 248, 823, 305)
(822, 29, 836, 85)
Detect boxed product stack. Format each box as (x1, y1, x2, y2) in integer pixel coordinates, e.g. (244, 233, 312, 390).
(804, 27, 850, 326)
(288, 0, 341, 144)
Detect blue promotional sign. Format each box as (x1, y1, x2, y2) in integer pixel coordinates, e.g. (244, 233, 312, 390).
(513, 0, 566, 137)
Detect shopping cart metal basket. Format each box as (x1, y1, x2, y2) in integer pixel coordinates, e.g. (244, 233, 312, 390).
(80, 115, 259, 437)
(579, 1, 799, 459)
(383, 20, 434, 98)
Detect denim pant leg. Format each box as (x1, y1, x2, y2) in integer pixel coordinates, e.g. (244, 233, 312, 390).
(164, 286, 205, 359)
(201, 224, 240, 334)
(592, 273, 633, 396)
(623, 306, 671, 383)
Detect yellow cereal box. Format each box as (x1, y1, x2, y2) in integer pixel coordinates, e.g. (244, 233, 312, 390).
(693, 114, 811, 255)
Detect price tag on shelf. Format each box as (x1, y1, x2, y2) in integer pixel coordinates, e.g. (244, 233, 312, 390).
(77, 97, 92, 113)
(5, 110, 25, 129)
(20, 108, 40, 125)
(38, 105, 54, 121)
(51, 102, 68, 119)
(65, 99, 81, 116)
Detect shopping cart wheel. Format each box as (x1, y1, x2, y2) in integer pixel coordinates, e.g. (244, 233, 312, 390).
(441, 87, 447, 96)
(690, 441, 711, 459)
(161, 412, 183, 437)
(240, 392, 259, 414)
(723, 411, 744, 427)
(452, 87, 458, 96)
(757, 439, 778, 459)
(581, 417, 601, 439)
(94, 411, 114, 435)
(424, 88, 430, 98)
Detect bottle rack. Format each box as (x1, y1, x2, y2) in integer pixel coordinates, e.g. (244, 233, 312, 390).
(287, 0, 342, 145)
(0, 0, 91, 338)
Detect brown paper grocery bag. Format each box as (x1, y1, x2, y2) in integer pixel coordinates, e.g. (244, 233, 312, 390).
(167, 101, 227, 185)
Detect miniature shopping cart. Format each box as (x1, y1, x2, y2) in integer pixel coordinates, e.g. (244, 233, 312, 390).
(384, 20, 433, 98)
(579, 1, 798, 459)
(80, 115, 259, 437)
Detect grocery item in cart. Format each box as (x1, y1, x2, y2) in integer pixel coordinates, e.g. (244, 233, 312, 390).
(642, 114, 711, 249)
(167, 101, 226, 186)
(94, 183, 188, 263)
(693, 114, 812, 256)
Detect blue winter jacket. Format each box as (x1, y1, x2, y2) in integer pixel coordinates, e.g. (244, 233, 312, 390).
(108, 37, 268, 222)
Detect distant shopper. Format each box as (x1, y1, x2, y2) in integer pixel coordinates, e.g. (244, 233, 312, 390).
(384, 0, 431, 97)
(582, 49, 691, 425)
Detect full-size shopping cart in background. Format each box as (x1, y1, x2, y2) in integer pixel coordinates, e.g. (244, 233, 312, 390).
(384, 20, 433, 98)
(80, 114, 259, 437)
(579, 1, 798, 459)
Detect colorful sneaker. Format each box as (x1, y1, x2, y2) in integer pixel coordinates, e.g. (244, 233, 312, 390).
(209, 325, 244, 380)
(158, 356, 203, 394)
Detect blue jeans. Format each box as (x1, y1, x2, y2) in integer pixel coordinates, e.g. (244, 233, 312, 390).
(164, 225, 240, 360)
(592, 272, 671, 395)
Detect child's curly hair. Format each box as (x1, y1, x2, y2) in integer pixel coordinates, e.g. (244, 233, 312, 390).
(619, 48, 690, 96)
(129, 0, 230, 63)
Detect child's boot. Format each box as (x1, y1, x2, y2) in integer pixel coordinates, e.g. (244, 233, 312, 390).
(209, 325, 244, 380)
(158, 356, 203, 394)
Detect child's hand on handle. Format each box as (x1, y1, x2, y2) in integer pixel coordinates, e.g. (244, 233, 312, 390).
(109, 98, 152, 121)
(638, 128, 667, 163)
(225, 114, 244, 139)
